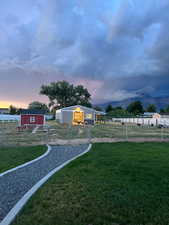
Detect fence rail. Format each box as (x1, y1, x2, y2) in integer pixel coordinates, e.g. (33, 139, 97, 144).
(112, 117, 169, 127)
(0, 121, 169, 146)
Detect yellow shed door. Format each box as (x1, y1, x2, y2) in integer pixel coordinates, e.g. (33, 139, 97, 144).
(73, 111, 84, 125)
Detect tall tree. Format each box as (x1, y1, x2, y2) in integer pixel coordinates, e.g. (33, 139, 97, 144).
(16, 108, 22, 115)
(127, 101, 144, 115)
(73, 85, 92, 107)
(105, 104, 113, 113)
(107, 108, 130, 117)
(115, 106, 123, 110)
(28, 101, 49, 112)
(160, 108, 165, 113)
(9, 105, 17, 115)
(40, 81, 91, 109)
(165, 105, 169, 113)
(146, 104, 156, 112)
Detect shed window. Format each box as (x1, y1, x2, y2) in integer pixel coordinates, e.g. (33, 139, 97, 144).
(30, 116, 36, 123)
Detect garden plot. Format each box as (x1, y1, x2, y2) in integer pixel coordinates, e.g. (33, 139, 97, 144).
(90, 123, 169, 139)
(0, 123, 48, 146)
(1, 121, 169, 146)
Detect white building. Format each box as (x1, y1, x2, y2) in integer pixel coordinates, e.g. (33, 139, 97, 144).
(0, 108, 9, 114)
(56, 105, 105, 125)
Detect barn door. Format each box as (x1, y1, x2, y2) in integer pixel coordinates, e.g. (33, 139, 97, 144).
(73, 111, 84, 125)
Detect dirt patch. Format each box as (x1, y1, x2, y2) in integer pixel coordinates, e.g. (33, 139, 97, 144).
(48, 137, 169, 145)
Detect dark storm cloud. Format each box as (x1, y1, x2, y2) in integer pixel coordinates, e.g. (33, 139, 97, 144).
(0, 0, 169, 105)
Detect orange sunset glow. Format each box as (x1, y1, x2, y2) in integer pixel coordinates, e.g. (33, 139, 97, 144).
(0, 101, 27, 108)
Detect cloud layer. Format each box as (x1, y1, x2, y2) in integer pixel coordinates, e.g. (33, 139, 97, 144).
(0, 0, 169, 106)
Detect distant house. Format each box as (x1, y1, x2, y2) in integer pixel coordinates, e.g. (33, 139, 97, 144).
(160, 113, 169, 119)
(143, 112, 161, 118)
(153, 113, 161, 119)
(0, 108, 9, 114)
(143, 112, 169, 119)
(20, 109, 45, 127)
(56, 105, 105, 125)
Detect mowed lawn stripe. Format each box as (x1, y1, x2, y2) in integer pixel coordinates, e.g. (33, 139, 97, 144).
(0, 146, 46, 173)
(12, 142, 169, 225)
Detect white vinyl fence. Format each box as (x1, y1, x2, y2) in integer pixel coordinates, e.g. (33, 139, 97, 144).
(112, 117, 169, 126)
(0, 115, 20, 122)
(0, 114, 53, 122)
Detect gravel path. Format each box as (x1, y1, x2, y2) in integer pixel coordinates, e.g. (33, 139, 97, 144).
(0, 144, 89, 222)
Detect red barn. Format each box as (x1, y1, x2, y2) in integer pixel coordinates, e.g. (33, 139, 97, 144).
(20, 109, 45, 127)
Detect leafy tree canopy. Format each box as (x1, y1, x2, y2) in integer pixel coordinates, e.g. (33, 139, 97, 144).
(165, 105, 169, 113)
(127, 101, 144, 115)
(146, 104, 156, 112)
(9, 105, 17, 115)
(28, 101, 49, 112)
(105, 104, 114, 113)
(115, 106, 123, 110)
(160, 108, 165, 113)
(40, 81, 91, 109)
(107, 109, 130, 117)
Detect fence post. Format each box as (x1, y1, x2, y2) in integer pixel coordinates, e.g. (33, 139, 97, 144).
(46, 126, 49, 145)
(161, 127, 164, 142)
(86, 125, 91, 144)
(67, 124, 71, 145)
(126, 123, 128, 141)
(122, 123, 125, 139)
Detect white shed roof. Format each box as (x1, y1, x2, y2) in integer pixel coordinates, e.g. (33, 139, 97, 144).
(56, 105, 105, 115)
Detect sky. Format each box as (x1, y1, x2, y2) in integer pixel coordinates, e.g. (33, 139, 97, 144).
(0, 0, 169, 107)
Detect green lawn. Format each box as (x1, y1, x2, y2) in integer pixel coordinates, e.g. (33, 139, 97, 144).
(12, 142, 169, 225)
(0, 145, 46, 173)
